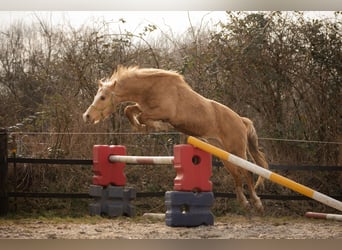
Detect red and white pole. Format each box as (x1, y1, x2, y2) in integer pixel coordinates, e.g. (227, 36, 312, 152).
(305, 212, 342, 221)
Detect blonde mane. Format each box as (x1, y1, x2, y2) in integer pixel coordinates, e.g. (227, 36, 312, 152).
(109, 65, 188, 86)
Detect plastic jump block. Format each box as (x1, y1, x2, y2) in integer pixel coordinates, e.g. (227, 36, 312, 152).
(165, 191, 214, 227)
(89, 185, 136, 217)
(173, 144, 212, 192)
(92, 145, 127, 186)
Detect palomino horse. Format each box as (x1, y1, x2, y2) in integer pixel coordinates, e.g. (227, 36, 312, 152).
(83, 66, 269, 213)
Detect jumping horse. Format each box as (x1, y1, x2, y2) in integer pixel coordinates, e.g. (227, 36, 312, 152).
(83, 65, 269, 213)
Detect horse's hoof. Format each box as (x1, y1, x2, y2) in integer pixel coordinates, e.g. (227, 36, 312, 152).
(242, 201, 252, 211)
(136, 124, 148, 133)
(256, 205, 264, 215)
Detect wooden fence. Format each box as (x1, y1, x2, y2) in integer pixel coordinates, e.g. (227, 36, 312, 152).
(1, 129, 341, 215)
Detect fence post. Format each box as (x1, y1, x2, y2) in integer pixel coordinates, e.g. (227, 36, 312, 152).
(0, 128, 8, 216)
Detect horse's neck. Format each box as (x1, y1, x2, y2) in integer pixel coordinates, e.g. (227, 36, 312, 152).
(116, 78, 148, 103)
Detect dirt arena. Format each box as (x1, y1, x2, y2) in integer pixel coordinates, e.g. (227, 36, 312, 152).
(0, 214, 341, 239)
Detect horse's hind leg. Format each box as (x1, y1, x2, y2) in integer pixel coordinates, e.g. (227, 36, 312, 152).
(243, 170, 264, 214)
(223, 161, 251, 211)
(205, 138, 251, 211)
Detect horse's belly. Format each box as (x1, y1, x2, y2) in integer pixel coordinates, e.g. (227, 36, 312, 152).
(173, 122, 213, 137)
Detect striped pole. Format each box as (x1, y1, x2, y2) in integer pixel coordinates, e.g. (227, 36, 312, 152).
(187, 136, 342, 212)
(109, 155, 174, 165)
(305, 212, 342, 221)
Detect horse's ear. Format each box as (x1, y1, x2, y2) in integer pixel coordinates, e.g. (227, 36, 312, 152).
(112, 80, 117, 88)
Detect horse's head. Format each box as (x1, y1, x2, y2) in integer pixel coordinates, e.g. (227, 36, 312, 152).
(82, 80, 118, 124)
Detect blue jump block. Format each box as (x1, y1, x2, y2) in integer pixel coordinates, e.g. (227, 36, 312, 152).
(165, 191, 214, 227)
(89, 185, 136, 217)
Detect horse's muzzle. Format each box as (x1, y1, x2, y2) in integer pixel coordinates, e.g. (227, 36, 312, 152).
(83, 111, 100, 124)
(82, 111, 95, 123)
(82, 112, 90, 123)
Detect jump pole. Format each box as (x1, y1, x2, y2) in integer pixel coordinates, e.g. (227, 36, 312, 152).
(187, 136, 342, 212)
(109, 155, 173, 165)
(305, 212, 342, 221)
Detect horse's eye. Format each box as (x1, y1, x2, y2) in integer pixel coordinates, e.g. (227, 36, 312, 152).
(100, 96, 106, 101)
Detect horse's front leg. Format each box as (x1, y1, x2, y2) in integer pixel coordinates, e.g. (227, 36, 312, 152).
(124, 104, 147, 132)
(137, 112, 173, 132)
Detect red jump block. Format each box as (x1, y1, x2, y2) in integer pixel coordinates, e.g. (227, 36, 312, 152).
(92, 145, 127, 186)
(173, 144, 212, 192)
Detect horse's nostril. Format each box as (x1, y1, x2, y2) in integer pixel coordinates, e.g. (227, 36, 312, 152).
(86, 114, 90, 119)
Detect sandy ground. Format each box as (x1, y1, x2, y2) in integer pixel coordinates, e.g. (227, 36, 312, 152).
(0, 214, 341, 239)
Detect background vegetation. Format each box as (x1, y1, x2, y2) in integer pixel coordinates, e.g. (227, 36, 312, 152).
(1, 11, 341, 216)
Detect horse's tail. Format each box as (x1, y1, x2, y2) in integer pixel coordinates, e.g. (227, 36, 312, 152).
(242, 117, 269, 189)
